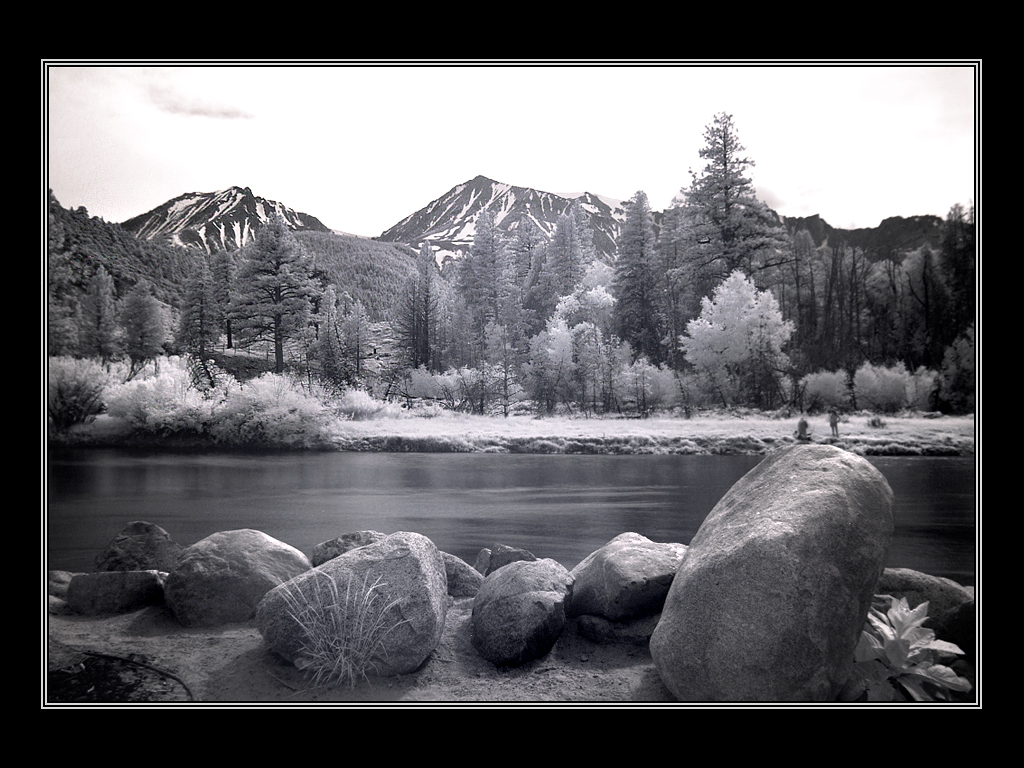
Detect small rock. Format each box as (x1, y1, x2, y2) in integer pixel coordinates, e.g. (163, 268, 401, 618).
(66, 570, 166, 615)
(471, 558, 574, 667)
(568, 532, 687, 621)
(485, 543, 537, 575)
(442, 551, 484, 597)
(311, 531, 387, 567)
(94, 521, 183, 572)
(877, 567, 973, 621)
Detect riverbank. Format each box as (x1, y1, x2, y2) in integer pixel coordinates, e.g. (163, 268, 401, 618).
(50, 410, 976, 457)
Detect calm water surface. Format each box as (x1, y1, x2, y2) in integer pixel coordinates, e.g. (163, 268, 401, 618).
(45, 450, 977, 586)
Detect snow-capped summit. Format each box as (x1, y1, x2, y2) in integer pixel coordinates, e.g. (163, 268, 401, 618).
(119, 186, 330, 253)
(377, 175, 628, 263)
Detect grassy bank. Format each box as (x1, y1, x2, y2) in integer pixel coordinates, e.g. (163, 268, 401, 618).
(51, 409, 976, 457)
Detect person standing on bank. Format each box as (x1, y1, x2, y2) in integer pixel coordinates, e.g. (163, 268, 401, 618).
(829, 408, 840, 438)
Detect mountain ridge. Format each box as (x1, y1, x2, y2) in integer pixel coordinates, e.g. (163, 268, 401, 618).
(113, 177, 944, 265)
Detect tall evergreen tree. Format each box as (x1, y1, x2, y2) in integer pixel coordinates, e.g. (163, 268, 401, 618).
(537, 202, 596, 316)
(671, 112, 791, 318)
(613, 191, 664, 363)
(211, 248, 236, 349)
(939, 203, 976, 341)
(457, 210, 506, 351)
(511, 216, 548, 336)
(121, 279, 168, 379)
(229, 215, 321, 374)
(395, 243, 441, 370)
(79, 265, 120, 364)
(177, 258, 222, 383)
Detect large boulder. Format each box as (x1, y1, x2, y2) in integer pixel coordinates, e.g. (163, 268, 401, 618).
(471, 558, 574, 667)
(94, 521, 183, 572)
(164, 529, 312, 627)
(568, 532, 687, 621)
(257, 531, 448, 679)
(65, 570, 166, 615)
(650, 445, 894, 702)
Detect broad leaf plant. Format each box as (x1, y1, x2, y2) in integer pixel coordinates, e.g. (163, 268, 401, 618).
(850, 594, 973, 702)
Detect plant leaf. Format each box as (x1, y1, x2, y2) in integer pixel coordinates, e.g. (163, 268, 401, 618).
(898, 675, 935, 702)
(855, 630, 885, 663)
(927, 638, 965, 657)
(907, 663, 973, 693)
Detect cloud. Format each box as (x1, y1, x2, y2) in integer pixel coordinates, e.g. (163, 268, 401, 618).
(146, 83, 254, 120)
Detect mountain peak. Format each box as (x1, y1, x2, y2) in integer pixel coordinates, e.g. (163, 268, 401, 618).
(120, 187, 329, 252)
(377, 176, 626, 262)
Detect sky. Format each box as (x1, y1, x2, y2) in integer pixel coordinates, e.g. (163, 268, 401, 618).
(44, 61, 978, 237)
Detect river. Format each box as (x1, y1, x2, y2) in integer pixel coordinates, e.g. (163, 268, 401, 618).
(45, 450, 977, 586)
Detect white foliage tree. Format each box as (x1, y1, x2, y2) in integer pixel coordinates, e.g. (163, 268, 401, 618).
(680, 270, 794, 408)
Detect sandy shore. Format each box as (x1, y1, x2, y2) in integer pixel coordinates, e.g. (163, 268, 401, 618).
(46, 596, 671, 706)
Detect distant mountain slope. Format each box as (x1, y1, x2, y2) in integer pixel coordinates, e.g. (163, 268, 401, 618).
(781, 213, 944, 257)
(295, 231, 418, 321)
(120, 186, 330, 253)
(377, 175, 627, 263)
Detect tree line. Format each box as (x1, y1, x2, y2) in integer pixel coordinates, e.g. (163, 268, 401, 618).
(47, 112, 976, 416)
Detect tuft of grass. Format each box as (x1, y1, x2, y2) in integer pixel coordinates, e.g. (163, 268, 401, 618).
(278, 569, 408, 690)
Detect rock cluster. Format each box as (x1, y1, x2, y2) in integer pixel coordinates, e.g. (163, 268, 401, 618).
(47, 445, 975, 701)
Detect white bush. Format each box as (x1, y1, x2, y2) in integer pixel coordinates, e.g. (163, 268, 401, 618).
(853, 362, 911, 413)
(208, 373, 333, 447)
(104, 357, 222, 433)
(801, 369, 848, 411)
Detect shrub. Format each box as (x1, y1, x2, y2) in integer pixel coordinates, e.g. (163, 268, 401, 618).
(846, 595, 972, 702)
(853, 362, 911, 413)
(800, 369, 848, 412)
(278, 570, 408, 690)
(208, 372, 333, 447)
(104, 357, 219, 434)
(47, 357, 108, 432)
(336, 388, 390, 421)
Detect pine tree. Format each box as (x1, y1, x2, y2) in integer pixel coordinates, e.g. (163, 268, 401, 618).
(457, 210, 506, 351)
(613, 190, 664, 364)
(510, 216, 547, 336)
(177, 258, 222, 384)
(79, 265, 120, 364)
(536, 202, 596, 318)
(671, 113, 791, 318)
(211, 248, 236, 349)
(229, 215, 321, 374)
(121, 279, 168, 379)
(395, 243, 441, 370)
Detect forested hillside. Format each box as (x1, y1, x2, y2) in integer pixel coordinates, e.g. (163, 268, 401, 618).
(294, 231, 417, 321)
(46, 111, 976, 421)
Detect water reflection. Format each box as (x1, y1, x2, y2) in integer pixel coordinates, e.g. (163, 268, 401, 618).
(45, 450, 975, 585)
